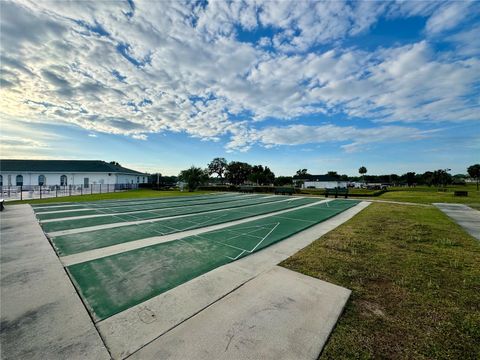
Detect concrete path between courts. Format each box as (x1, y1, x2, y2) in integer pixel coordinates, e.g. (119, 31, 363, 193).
(434, 203, 480, 241)
(0, 205, 110, 360)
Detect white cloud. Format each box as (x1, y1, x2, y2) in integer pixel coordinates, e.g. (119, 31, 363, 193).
(0, 0, 478, 154)
(425, 1, 476, 35)
(251, 123, 434, 153)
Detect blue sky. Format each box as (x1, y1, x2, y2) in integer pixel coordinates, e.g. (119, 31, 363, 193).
(0, 0, 479, 176)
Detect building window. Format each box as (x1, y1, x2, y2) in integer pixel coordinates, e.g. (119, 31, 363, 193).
(16, 175, 23, 186)
(137, 176, 139, 183)
(38, 175, 46, 186)
(0, 175, 2, 186)
(60, 175, 67, 186)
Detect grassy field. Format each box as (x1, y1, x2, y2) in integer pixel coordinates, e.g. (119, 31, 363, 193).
(281, 202, 480, 359)
(7, 189, 211, 205)
(376, 184, 480, 209)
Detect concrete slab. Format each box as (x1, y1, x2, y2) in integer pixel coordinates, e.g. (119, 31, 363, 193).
(0, 205, 110, 360)
(434, 203, 480, 241)
(129, 266, 351, 360)
(97, 201, 369, 359)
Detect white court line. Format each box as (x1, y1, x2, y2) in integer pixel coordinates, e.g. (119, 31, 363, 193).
(193, 222, 280, 260)
(250, 222, 280, 252)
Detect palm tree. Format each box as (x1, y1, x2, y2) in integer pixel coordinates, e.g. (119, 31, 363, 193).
(359, 166, 367, 184)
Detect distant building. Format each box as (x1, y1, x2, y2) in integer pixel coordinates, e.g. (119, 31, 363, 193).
(0, 160, 148, 188)
(294, 175, 348, 189)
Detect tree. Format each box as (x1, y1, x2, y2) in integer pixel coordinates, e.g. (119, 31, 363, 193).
(110, 161, 121, 166)
(295, 169, 309, 177)
(274, 176, 293, 186)
(178, 166, 208, 191)
(327, 171, 340, 179)
(226, 161, 252, 185)
(207, 158, 228, 183)
(405, 172, 416, 187)
(467, 164, 480, 190)
(249, 165, 275, 185)
(358, 166, 367, 183)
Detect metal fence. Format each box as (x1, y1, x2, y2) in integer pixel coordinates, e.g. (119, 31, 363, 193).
(0, 183, 139, 201)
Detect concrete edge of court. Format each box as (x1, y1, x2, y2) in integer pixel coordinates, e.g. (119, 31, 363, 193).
(97, 201, 371, 359)
(0, 204, 111, 360)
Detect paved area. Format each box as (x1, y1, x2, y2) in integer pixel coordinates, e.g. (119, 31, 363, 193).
(0, 205, 110, 360)
(1, 198, 370, 359)
(98, 201, 370, 359)
(129, 266, 351, 360)
(434, 203, 480, 241)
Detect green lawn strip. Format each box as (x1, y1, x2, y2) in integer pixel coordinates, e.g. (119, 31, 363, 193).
(280, 202, 480, 359)
(67, 200, 359, 320)
(52, 197, 320, 256)
(32, 192, 234, 212)
(378, 184, 480, 209)
(10, 189, 213, 205)
(36, 194, 255, 220)
(41, 195, 289, 233)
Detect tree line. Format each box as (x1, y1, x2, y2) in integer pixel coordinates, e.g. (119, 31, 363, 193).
(149, 160, 480, 192)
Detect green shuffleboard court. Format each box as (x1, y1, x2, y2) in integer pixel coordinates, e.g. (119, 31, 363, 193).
(40, 195, 287, 233)
(35, 193, 258, 220)
(51, 197, 319, 256)
(67, 199, 359, 321)
(32, 192, 234, 212)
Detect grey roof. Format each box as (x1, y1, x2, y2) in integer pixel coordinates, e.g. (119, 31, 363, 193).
(0, 160, 146, 175)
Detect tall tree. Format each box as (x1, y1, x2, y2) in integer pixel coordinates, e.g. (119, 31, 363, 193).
(226, 161, 252, 185)
(327, 171, 340, 179)
(405, 172, 416, 186)
(274, 176, 293, 186)
(358, 166, 367, 183)
(467, 164, 480, 190)
(207, 157, 228, 183)
(295, 169, 309, 177)
(178, 166, 208, 191)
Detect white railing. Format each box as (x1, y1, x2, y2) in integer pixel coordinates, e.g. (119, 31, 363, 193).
(0, 183, 139, 201)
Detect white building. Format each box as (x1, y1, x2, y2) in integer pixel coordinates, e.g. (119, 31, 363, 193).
(297, 175, 348, 189)
(0, 160, 148, 188)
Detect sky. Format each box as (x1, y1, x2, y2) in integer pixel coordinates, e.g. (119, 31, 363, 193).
(0, 0, 479, 176)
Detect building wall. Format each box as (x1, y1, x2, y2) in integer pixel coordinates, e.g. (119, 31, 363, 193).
(303, 181, 348, 189)
(0, 172, 147, 186)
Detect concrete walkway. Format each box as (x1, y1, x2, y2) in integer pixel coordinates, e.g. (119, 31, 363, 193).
(434, 203, 480, 241)
(0, 205, 110, 360)
(129, 266, 350, 360)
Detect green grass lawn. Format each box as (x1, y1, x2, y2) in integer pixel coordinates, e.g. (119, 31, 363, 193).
(7, 189, 212, 205)
(377, 184, 480, 209)
(281, 202, 480, 359)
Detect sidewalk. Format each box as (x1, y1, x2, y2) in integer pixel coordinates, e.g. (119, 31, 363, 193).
(434, 203, 480, 241)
